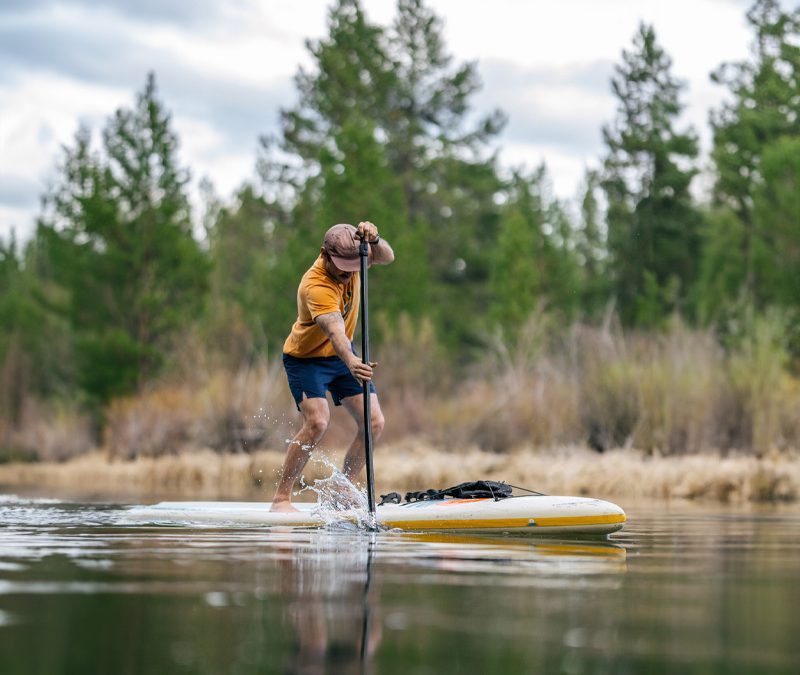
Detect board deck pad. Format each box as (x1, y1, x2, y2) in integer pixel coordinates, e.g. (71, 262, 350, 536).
(126, 495, 626, 535)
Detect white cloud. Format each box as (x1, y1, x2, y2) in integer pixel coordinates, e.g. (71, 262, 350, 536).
(173, 116, 254, 197)
(0, 0, 768, 242)
(499, 141, 595, 201)
(0, 205, 35, 241)
(0, 75, 132, 220)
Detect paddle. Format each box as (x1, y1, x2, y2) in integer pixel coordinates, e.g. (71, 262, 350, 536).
(358, 235, 377, 528)
(359, 538, 376, 665)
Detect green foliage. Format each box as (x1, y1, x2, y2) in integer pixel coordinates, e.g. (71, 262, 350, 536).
(0, 235, 72, 426)
(695, 207, 748, 324)
(705, 0, 800, 310)
(9, 0, 800, 461)
(37, 73, 209, 403)
(0, 236, 35, 425)
(752, 137, 800, 308)
(575, 169, 611, 318)
(202, 184, 296, 360)
(488, 168, 581, 336)
(602, 23, 702, 327)
(259, 0, 505, 348)
(386, 0, 506, 347)
(315, 118, 419, 322)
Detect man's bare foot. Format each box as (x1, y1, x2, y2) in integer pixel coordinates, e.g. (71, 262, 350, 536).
(270, 499, 300, 513)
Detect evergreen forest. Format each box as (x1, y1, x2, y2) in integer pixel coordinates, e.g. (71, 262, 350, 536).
(2, 0, 800, 463)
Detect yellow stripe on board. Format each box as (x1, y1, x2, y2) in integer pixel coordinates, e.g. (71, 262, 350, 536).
(531, 513, 627, 528)
(384, 518, 531, 530)
(382, 513, 626, 530)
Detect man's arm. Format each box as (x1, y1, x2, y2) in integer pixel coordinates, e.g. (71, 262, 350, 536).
(370, 238, 395, 265)
(356, 221, 394, 265)
(315, 311, 376, 383)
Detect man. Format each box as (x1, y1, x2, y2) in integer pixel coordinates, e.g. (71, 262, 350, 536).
(272, 221, 395, 511)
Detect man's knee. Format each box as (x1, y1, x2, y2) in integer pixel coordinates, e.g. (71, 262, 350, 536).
(371, 409, 385, 437)
(301, 401, 330, 439)
(305, 415, 330, 439)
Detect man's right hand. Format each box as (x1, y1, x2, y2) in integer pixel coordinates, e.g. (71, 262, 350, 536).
(347, 356, 377, 384)
(315, 312, 378, 384)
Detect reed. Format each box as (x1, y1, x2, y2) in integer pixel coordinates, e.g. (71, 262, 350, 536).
(1, 443, 797, 503)
(723, 311, 793, 453)
(0, 397, 92, 463)
(3, 311, 800, 503)
(419, 313, 800, 456)
(576, 319, 724, 454)
(103, 358, 298, 458)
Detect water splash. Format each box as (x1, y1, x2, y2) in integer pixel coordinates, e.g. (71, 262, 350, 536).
(299, 456, 376, 530)
(285, 438, 315, 453)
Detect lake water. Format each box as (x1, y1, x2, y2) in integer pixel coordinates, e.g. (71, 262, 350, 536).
(0, 494, 798, 674)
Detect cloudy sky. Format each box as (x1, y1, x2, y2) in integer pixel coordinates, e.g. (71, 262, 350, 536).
(0, 0, 765, 241)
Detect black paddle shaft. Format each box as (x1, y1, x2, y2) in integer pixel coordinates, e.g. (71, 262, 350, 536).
(359, 237, 377, 523)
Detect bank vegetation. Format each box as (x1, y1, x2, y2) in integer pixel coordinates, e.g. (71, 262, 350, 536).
(2, 1, 800, 502)
(2, 315, 799, 503)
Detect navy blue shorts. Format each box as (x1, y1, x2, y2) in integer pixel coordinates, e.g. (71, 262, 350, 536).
(283, 353, 377, 410)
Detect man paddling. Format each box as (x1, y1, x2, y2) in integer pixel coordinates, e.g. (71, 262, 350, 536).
(272, 221, 394, 512)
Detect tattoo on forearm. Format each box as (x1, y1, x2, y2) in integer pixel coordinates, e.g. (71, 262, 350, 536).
(315, 312, 344, 335)
(315, 312, 353, 362)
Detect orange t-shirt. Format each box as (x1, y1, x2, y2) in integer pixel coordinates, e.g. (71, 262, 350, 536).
(282, 256, 360, 358)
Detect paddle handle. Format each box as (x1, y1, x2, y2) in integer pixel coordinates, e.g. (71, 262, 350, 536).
(359, 237, 376, 524)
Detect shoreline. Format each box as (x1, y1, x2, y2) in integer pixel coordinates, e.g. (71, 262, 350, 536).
(1, 440, 799, 504)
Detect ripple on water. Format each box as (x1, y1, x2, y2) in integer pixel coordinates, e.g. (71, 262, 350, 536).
(0, 498, 799, 673)
(0, 495, 63, 504)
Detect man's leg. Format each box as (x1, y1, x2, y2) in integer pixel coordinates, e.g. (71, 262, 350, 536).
(271, 396, 331, 511)
(340, 393, 385, 481)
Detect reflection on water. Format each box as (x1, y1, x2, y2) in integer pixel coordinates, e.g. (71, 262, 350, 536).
(277, 531, 380, 673)
(0, 495, 798, 674)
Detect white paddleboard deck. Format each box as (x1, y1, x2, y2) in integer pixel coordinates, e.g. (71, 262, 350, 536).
(127, 496, 626, 535)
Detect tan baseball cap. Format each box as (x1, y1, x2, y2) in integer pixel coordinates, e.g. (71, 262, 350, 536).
(322, 223, 369, 272)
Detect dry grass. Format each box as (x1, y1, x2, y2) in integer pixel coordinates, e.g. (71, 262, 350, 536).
(1, 439, 798, 503)
(4, 312, 800, 506)
(373, 441, 800, 503)
(419, 313, 800, 456)
(103, 358, 298, 458)
(0, 397, 93, 462)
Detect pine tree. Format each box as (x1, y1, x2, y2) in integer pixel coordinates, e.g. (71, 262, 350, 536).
(602, 23, 702, 327)
(489, 168, 581, 336)
(702, 0, 800, 314)
(751, 137, 800, 308)
(575, 169, 610, 318)
(386, 0, 505, 346)
(258, 0, 505, 348)
(38, 74, 208, 402)
(0, 234, 72, 429)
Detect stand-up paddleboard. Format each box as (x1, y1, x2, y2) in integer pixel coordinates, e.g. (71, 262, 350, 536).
(126, 495, 626, 535)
